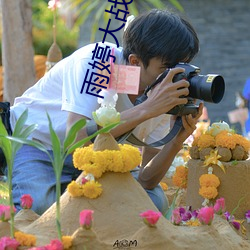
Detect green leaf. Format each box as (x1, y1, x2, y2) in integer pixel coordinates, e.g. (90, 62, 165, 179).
(165, 188, 180, 219)
(47, 114, 62, 174)
(12, 109, 28, 137)
(169, 0, 184, 12)
(63, 118, 86, 151)
(6, 136, 52, 161)
(0, 118, 12, 165)
(11, 124, 38, 155)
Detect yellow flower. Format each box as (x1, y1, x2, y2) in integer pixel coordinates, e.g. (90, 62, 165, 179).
(199, 174, 220, 188)
(160, 182, 168, 191)
(199, 186, 218, 199)
(14, 231, 36, 247)
(67, 181, 84, 197)
(172, 166, 188, 189)
(82, 163, 105, 179)
(82, 180, 102, 199)
(203, 149, 225, 173)
(73, 144, 142, 177)
(118, 144, 142, 172)
(62, 235, 73, 249)
(185, 218, 201, 226)
(197, 134, 215, 149)
(73, 146, 94, 168)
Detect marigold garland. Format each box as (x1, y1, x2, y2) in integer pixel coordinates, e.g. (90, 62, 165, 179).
(199, 186, 218, 200)
(172, 166, 188, 189)
(199, 174, 220, 188)
(14, 231, 36, 247)
(197, 134, 215, 149)
(73, 144, 141, 177)
(194, 129, 250, 151)
(215, 131, 237, 149)
(199, 168, 220, 202)
(69, 140, 142, 199)
(62, 235, 73, 249)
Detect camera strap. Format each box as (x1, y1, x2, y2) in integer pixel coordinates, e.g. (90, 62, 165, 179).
(116, 116, 183, 147)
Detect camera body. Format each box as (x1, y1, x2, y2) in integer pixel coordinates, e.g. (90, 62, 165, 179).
(135, 63, 225, 116)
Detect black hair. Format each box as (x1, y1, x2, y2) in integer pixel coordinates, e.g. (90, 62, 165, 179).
(123, 9, 199, 68)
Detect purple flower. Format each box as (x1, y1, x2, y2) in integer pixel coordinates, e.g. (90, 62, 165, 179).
(231, 220, 241, 230)
(245, 210, 250, 223)
(224, 211, 234, 221)
(192, 210, 198, 218)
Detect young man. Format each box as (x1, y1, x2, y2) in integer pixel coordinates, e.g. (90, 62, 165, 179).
(8, 9, 202, 215)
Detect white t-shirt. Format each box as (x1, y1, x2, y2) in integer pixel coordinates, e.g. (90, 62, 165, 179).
(10, 42, 170, 149)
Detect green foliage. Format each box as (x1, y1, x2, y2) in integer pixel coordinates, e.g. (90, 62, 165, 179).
(69, 0, 183, 42)
(0, 181, 9, 205)
(7, 111, 120, 240)
(0, 109, 38, 238)
(32, 1, 79, 57)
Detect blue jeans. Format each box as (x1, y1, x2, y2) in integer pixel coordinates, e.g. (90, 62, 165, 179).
(5, 145, 81, 215)
(6, 145, 168, 215)
(131, 169, 169, 215)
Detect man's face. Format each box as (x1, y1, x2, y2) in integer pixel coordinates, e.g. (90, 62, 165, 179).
(139, 57, 167, 92)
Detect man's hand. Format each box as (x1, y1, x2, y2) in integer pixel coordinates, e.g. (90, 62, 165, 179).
(171, 102, 204, 145)
(141, 67, 190, 119)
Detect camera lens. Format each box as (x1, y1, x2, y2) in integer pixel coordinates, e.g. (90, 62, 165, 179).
(189, 74, 225, 103)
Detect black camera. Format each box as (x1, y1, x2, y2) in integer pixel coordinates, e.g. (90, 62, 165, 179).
(135, 63, 225, 116)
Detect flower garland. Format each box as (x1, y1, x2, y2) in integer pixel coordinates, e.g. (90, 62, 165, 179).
(199, 167, 220, 206)
(190, 121, 250, 161)
(172, 165, 188, 189)
(68, 138, 141, 199)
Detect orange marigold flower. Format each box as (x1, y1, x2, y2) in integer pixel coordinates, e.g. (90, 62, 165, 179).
(62, 236, 73, 249)
(14, 231, 36, 247)
(192, 137, 199, 147)
(199, 174, 220, 188)
(197, 134, 215, 149)
(160, 182, 168, 191)
(172, 166, 188, 188)
(199, 186, 218, 199)
(215, 131, 237, 149)
(233, 134, 250, 151)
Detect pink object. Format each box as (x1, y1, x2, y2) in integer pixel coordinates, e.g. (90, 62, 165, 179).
(171, 209, 182, 225)
(213, 197, 225, 215)
(20, 194, 33, 209)
(139, 210, 162, 227)
(79, 210, 94, 229)
(0, 236, 19, 250)
(197, 207, 214, 225)
(0, 205, 14, 221)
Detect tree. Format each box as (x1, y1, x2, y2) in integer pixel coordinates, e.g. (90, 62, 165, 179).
(1, 0, 35, 104)
(69, 0, 183, 45)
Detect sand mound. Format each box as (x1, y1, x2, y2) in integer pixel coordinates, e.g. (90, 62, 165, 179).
(186, 159, 250, 219)
(11, 171, 250, 250)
